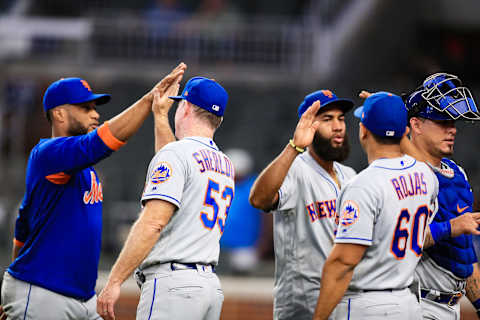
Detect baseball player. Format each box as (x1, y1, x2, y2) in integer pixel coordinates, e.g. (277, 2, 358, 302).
(97, 77, 233, 320)
(403, 73, 480, 319)
(313, 92, 439, 320)
(0, 63, 186, 320)
(249, 90, 356, 320)
(359, 73, 480, 319)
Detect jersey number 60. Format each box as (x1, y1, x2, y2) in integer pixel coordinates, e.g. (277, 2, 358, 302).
(391, 205, 430, 259)
(200, 179, 234, 234)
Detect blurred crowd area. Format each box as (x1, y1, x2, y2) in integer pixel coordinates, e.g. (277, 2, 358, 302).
(1, 0, 480, 278)
(0, 0, 312, 17)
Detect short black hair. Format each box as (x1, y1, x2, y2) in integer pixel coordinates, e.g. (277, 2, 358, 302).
(45, 110, 53, 124)
(371, 132, 402, 145)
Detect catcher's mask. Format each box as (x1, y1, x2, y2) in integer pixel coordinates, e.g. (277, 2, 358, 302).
(403, 73, 480, 121)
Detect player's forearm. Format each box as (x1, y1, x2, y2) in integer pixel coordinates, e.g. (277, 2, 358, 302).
(106, 216, 163, 286)
(249, 143, 299, 211)
(425, 213, 480, 250)
(466, 264, 480, 302)
(423, 225, 435, 249)
(107, 94, 152, 142)
(154, 114, 176, 152)
(313, 259, 354, 320)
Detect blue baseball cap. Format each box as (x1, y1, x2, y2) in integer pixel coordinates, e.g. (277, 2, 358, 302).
(43, 77, 111, 112)
(170, 77, 228, 117)
(298, 89, 354, 118)
(354, 91, 407, 138)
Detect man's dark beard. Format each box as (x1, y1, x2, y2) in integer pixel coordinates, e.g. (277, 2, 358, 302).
(67, 117, 89, 136)
(311, 132, 350, 162)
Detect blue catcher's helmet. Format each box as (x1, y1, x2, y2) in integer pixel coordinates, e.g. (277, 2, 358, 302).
(404, 73, 480, 121)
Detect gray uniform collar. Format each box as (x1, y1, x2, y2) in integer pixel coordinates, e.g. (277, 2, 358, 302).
(182, 136, 219, 151)
(300, 152, 345, 191)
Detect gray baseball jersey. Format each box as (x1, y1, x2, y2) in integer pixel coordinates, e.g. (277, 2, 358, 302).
(272, 150, 356, 320)
(335, 155, 438, 291)
(139, 136, 235, 269)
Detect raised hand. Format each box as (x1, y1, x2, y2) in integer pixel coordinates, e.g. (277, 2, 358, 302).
(292, 100, 321, 149)
(359, 90, 373, 100)
(152, 62, 186, 94)
(151, 74, 182, 117)
(148, 62, 187, 116)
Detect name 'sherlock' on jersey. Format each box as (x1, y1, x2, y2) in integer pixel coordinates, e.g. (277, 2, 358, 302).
(193, 148, 235, 179)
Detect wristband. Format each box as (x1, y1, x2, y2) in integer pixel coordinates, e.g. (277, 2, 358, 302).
(429, 221, 451, 243)
(289, 139, 305, 153)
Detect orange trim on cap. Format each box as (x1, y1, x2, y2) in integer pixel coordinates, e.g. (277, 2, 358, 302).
(45, 172, 71, 184)
(97, 121, 125, 151)
(13, 238, 24, 247)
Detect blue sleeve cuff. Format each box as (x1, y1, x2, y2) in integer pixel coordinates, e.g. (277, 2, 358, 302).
(473, 298, 480, 317)
(430, 220, 451, 243)
(473, 298, 480, 310)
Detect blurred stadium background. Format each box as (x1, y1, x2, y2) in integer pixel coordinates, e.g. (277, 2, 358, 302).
(1, 0, 480, 319)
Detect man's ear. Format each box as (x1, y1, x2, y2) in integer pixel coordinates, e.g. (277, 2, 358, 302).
(51, 106, 68, 123)
(409, 117, 422, 135)
(359, 122, 368, 141)
(183, 100, 192, 115)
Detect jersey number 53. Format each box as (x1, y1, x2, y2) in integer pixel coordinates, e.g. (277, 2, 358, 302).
(391, 205, 431, 259)
(200, 179, 234, 234)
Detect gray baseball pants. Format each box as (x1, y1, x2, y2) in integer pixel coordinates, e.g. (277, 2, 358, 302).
(135, 263, 223, 320)
(1, 272, 100, 320)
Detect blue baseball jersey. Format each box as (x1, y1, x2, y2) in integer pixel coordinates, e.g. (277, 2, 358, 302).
(8, 123, 124, 301)
(415, 159, 476, 292)
(428, 159, 476, 277)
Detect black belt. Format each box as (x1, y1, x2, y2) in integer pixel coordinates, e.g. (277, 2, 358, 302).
(170, 262, 215, 272)
(359, 287, 406, 293)
(420, 289, 462, 306)
(135, 262, 216, 285)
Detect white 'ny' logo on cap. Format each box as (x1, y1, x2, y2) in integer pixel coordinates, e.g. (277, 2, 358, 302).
(212, 105, 220, 111)
(386, 131, 395, 136)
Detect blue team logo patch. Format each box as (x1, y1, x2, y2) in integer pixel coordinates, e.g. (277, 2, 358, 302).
(340, 200, 359, 227)
(151, 162, 172, 184)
